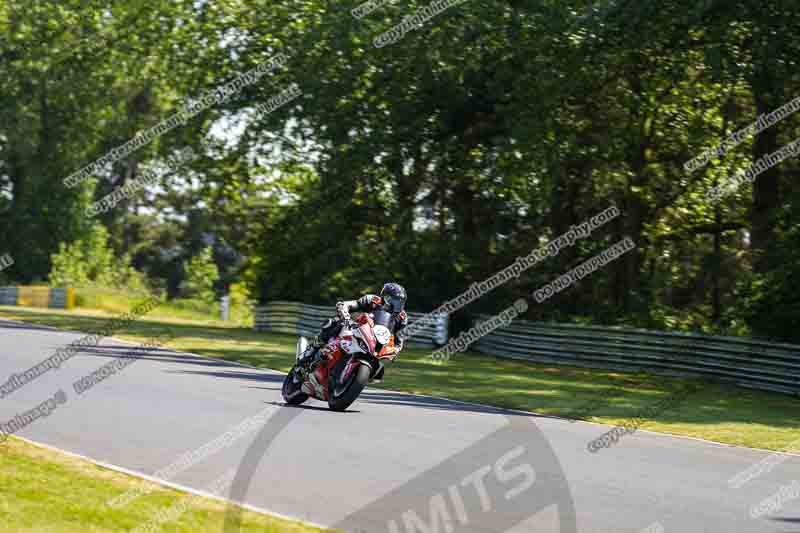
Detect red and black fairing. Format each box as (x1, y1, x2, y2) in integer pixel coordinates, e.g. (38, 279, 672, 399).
(356, 314, 378, 353)
(337, 315, 378, 385)
(301, 310, 398, 401)
(351, 309, 400, 370)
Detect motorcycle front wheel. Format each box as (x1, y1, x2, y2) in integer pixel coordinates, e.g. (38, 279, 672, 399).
(328, 357, 371, 411)
(282, 367, 309, 405)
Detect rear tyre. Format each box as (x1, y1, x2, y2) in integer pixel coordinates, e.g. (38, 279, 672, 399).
(328, 357, 370, 412)
(282, 368, 309, 405)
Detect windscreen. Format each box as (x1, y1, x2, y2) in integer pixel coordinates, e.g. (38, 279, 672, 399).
(372, 309, 395, 330)
(383, 294, 405, 313)
(371, 309, 395, 352)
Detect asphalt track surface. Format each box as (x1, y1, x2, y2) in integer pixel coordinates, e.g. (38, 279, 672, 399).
(1, 318, 799, 533)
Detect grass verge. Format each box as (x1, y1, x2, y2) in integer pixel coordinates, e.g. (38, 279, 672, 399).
(69, 287, 253, 327)
(0, 436, 338, 533)
(2, 305, 799, 453)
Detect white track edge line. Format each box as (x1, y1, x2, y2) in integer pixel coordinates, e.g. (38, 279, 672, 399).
(10, 435, 333, 531)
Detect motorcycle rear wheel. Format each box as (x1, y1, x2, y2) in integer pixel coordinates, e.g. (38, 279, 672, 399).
(328, 357, 371, 411)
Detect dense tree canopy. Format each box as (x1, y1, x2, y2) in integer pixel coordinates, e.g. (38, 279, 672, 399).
(1, 0, 799, 341)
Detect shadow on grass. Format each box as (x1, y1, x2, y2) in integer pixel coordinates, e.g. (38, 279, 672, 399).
(0, 308, 260, 343)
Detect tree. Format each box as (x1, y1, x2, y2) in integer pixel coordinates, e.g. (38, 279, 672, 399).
(49, 223, 147, 291)
(182, 247, 219, 304)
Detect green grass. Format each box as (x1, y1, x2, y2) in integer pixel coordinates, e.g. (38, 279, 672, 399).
(0, 437, 339, 533)
(71, 287, 254, 327)
(2, 304, 800, 452)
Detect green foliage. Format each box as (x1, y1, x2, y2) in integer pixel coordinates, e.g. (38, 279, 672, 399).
(49, 240, 95, 289)
(740, 224, 800, 343)
(165, 297, 219, 319)
(48, 224, 148, 293)
(3, 0, 800, 342)
(73, 287, 159, 314)
(182, 247, 219, 303)
(229, 282, 254, 324)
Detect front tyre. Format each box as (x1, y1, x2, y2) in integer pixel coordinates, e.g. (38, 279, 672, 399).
(328, 357, 371, 411)
(282, 367, 309, 405)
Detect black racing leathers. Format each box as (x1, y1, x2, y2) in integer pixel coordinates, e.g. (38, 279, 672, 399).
(325, 294, 407, 347)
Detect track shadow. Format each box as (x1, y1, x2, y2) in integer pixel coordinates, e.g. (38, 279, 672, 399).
(771, 516, 800, 533)
(5, 340, 249, 371)
(169, 369, 285, 383)
(265, 400, 360, 413)
(0, 320, 57, 332)
(65, 344, 250, 370)
(171, 368, 552, 418)
(358, 389, 554, 418)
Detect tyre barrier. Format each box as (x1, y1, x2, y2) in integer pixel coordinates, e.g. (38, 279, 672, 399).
(0, 286, 76, 309)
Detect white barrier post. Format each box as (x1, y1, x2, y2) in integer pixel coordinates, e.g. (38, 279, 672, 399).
(221, 295, 230, 321)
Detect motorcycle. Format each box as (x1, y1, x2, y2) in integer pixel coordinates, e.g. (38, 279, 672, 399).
(282, 309, 400, 411)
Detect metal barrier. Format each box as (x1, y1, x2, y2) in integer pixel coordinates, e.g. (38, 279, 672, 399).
(0, 286, 76, 309)
(254, 301, 449, 347)
(0, 287, 18, 306)
(49, 288, 66, 308)
(473, 318, 800, 395)
(17, 286, 50, 308)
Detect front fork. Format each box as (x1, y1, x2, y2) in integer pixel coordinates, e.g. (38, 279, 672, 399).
(342, 354, 377, 384)
(340, 358, 364, 383)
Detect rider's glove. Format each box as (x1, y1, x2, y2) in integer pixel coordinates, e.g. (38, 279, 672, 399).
(395, 334, 405, 354)
(335, 301, 351, 322)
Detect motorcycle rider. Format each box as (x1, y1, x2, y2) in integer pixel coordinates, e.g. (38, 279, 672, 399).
(294, 283, 408, 381)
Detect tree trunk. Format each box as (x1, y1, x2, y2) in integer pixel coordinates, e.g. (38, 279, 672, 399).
(750, 90, 780, 272)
